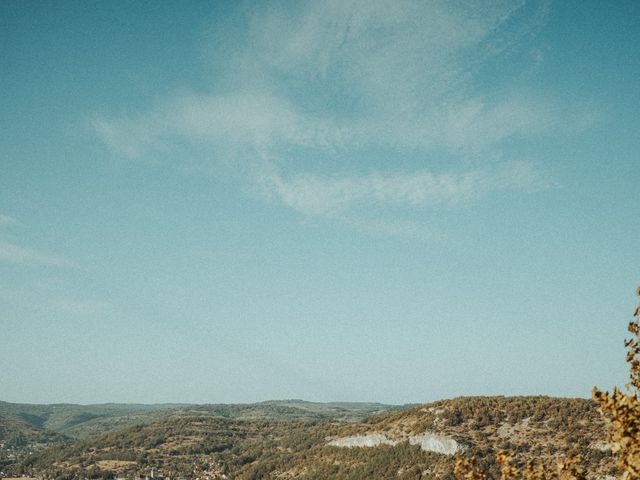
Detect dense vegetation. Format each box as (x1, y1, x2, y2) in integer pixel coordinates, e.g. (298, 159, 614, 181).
(0, 401, 405, 478)
(7, 396, 615, 480)
(0, 414, 67, 476)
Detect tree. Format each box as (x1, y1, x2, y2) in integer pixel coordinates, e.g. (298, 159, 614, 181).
(593, 287, 640, 480)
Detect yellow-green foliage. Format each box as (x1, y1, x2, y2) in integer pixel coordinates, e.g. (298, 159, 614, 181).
(455, 453, 586, 480)
(593, 288, 640, 480)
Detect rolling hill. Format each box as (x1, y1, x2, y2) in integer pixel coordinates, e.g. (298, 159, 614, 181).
(0, 400, 403, 440)
(6, 396, 618, 480)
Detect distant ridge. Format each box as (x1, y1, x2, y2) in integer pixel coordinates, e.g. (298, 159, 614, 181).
(0, 399, 404, 440)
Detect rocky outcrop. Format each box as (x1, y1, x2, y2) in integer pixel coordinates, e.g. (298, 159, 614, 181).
(327, 432, 463, 455)
(328, 434, 397, 447)
(408, 433, 464, 454)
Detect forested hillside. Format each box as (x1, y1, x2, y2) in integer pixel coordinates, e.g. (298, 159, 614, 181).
(7, 396, 615, 480)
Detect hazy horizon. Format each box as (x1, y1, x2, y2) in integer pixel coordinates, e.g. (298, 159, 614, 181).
(0, 394, 595, 408)
(2, 0, 639, 405)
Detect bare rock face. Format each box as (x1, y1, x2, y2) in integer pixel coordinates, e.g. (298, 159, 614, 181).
(328, 434, 397, 447)
(408, 433, 464, 455)
(327, 432, 463, 455)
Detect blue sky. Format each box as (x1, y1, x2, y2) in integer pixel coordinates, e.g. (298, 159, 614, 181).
(1, 0, 639, 405)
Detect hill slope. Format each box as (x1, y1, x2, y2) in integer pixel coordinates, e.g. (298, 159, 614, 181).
(0, 402, 183, 440)
(14, 396, 617, 480)
(0, 400, 402, 441)
(0, 414, 68, 476)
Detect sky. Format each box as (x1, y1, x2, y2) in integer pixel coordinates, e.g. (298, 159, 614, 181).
(1, 0, 639, 405)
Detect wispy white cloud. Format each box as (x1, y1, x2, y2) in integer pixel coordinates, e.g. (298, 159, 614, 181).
(0, 214, 17, 226)
(0, 240, 66, 267)
(91, 0, 574, 235)
(93, 0, 560, 158)
(259, 161, 557, 217)
(91, 91, 344, 160)
(0, 215, 67, 266)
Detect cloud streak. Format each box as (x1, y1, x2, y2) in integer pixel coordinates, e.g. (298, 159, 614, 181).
(91, 0, 573, 235)
(0, 240, 66, 267)
(0, 214, 17, 226)
(259, 161, 557, 217)
(92, 92, 342, 158)
(93, 1, 558, 158)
